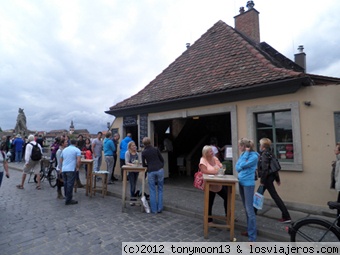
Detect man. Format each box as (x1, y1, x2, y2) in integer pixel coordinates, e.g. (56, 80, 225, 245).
(16, 134, 43, 190)
(119, 133, 133, 180)
(36, 134, 44, 147)
(142, 137, 164, 214)
(111, 133, 120, 181)
(92, 132, 103, 172)
(103, 132, 115, 184)
(76, 134, 85, 150)
(60, 139, 81, 205)
(13, 134, 24, 163)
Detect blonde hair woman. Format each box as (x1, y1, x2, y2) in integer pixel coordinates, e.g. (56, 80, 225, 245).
(257, 138, 291, 223)
(199, 145, 228, 224)
(235, 138, 259, 242)
(125, 141, 141, 205)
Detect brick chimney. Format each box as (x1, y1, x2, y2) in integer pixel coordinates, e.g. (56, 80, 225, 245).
(294, 45, 306, 72)
(234, 1, 260, 43)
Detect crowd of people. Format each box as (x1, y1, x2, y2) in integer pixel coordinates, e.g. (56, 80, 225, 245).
(199, 137, 293, 243)
(1, 131, 340, 240)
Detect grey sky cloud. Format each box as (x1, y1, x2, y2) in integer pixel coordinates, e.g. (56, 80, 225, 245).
(0, 0, 339, 134)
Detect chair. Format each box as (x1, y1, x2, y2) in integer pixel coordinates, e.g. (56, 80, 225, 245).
(92, 171, 109, 197)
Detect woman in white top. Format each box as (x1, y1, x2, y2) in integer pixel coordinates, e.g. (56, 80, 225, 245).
(56, 139, 68, 199)
(125, 141, 141, 205)
(0, 143, 9, 187)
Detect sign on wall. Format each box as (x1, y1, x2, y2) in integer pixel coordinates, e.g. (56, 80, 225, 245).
(140, 114, 148, 146)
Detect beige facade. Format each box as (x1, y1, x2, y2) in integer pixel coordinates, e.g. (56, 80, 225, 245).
(111, 84, 339, 209)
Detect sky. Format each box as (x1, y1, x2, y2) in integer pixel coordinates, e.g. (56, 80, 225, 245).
(1, 0, 339, 134)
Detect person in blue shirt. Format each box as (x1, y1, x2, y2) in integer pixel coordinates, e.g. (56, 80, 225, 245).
(60, 139, 81, 205)
(235, 138, 259, 242)
(103, 132, 116, 184)
(119, 133, 133, 180)
(13, 134, 24, 163)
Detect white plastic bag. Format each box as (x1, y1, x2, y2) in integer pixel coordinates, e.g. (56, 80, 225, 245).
(141, 196, 150, 213)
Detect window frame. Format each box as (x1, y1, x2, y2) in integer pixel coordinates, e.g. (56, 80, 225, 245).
(247, 102, 303, 171)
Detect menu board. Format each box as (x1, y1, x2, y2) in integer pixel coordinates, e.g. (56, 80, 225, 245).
(123, 116, 137, 127)
(139, 114, 148, 146)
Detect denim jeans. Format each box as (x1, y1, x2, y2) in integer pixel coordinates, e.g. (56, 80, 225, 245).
(93, 155, 102, 172)
(105, 156, 114, 183)
(15, 150, 22, 162)
(148, 169, 164, 213)
(62, 171, 76, 204)
(239, 184, 257, 241)
(128, 172, 139, 198)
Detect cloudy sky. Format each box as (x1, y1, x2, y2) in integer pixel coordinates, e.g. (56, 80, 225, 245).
(1, 0, 339, 134)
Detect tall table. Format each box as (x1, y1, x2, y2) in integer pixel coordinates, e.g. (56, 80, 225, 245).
(203, 174, 238, 241)
(81, 159, 94, 197)
(122, 165, 147, 212)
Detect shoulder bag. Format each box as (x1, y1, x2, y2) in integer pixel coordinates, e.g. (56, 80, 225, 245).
(193, 170, 204, 190)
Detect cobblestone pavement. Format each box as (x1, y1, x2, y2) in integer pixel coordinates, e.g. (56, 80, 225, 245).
(0, 167, 277, 255)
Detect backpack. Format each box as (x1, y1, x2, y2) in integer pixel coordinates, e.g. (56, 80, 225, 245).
(30, 142, 42, 161)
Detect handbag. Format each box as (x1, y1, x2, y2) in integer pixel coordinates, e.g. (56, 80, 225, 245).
(193, 170, 204, 190)
(269, 154, 281, 174)
(253, 185, 264, 210)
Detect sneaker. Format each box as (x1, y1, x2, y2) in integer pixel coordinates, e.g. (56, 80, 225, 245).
(130, 202, 135, 206)
(65, 200, 78, 205)
(278, 218, 291, 223)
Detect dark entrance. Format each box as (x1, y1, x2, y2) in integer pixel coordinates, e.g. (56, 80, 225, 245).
(153, 113, 231, 178)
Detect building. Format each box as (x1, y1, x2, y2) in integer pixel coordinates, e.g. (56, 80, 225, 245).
(106, 4, 340, 208)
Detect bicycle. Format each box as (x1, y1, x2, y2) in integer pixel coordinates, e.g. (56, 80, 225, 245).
(289, 201, 340, 242)
(30, 158, 58, 188)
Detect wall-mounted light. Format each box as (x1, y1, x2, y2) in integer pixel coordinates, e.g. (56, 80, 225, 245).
(192, 116, 199, 120)
(303, 101, 311, 106)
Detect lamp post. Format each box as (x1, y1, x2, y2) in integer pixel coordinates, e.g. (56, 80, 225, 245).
(107, 122, 110, 131)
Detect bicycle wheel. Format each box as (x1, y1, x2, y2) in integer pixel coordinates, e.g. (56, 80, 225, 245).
(48, 168, 58, 188)
(290, 218, 340, 242)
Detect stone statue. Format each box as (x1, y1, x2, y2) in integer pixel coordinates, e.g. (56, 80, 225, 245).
(14, 108, 28, 136)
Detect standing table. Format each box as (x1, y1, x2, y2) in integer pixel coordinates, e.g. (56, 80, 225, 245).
(203, 174, 238, 241)
(81, 159, 94, 196)
(122, 165, 147, 212)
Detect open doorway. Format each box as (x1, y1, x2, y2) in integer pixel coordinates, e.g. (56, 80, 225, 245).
(153, 113, 231, 178)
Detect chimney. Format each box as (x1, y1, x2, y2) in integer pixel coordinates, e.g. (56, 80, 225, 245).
(294, 45, 306, 72)
(234, 1, 260, 43)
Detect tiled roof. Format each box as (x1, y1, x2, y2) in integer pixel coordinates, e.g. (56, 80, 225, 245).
(110, 20, 304, 111)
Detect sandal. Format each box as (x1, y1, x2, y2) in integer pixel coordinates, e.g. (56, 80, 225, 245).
(36, 186, 41, 190)
(16, 185, 24, 189)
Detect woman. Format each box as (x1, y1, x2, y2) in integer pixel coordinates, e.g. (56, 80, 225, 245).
(257, 138, 291, 223)
(334, 142, 340, 227)
(199, 145, 228, 223)
(142, 137, 164, 214)
(56, 139, 68, 199)
(83, 138, 93, 159)
(125, 141, 141, 205)
(0, 143, 9, 187)
(235, 138, 259, 242)
(50, 137, 60, 166)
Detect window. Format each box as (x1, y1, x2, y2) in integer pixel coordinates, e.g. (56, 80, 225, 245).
(256, 111, 294, 162)
(247, 102, 302, 171)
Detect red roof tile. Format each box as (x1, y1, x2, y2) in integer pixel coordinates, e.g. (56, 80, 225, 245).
(110, 20, 303, 110)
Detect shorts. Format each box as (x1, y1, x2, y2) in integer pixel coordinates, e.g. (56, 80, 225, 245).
(23, 159, 41, 174)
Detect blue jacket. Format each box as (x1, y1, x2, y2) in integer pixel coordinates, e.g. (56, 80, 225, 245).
(103, 138, 116, 156)
(235, 150, 259, 186)
(119, 136, 132, 159)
